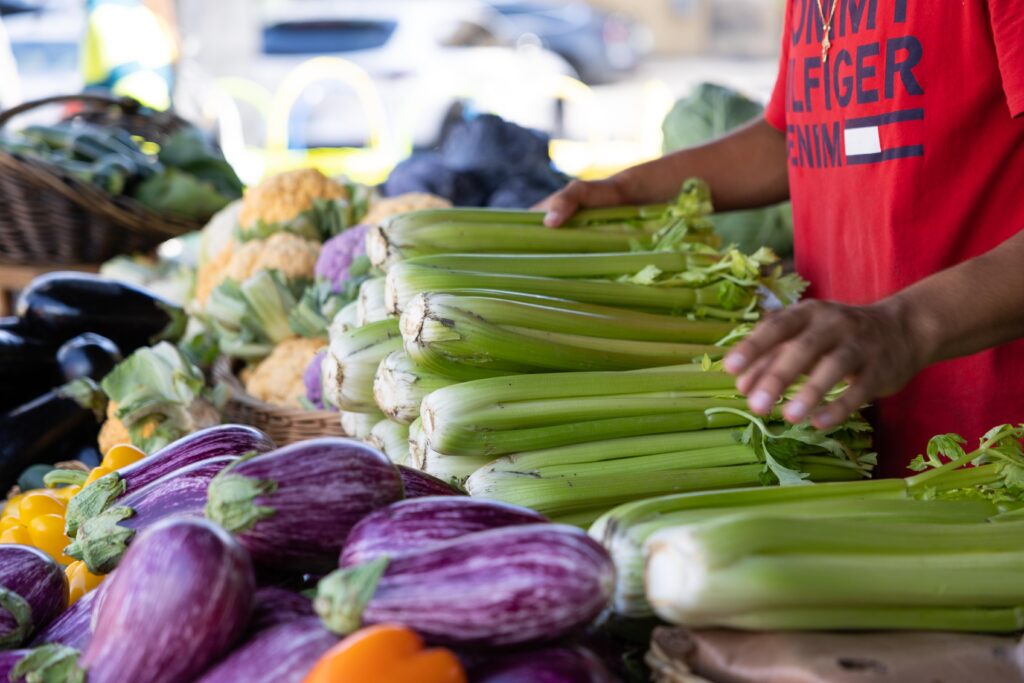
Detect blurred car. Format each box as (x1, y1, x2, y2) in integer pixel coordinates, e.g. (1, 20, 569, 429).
(487, 0, 650, 85)
(254, 0, 577, 150)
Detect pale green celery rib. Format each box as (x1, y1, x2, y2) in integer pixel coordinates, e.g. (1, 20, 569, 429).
(419, 450, 494, 486)
(388, 263, 739, 313)
(523, 444, 761, 479)
(373, 351, 457, 425)
(455, 395, 752, 432)
(695, 605, 1024, 633)
(329, 318, 402, 362)
(367, 419, 411, 467)
(426, 411, 752, 458)
(466, 463, 770, 516)
(415, 292, 737, 344)
(423, 365, 737, 417)
(657, 551, 1024, 617)
(680, 515, 1024, 571)
(500, 429, 744, 470)
(405, 304, 721, 373)
(404, 251, 718, 278)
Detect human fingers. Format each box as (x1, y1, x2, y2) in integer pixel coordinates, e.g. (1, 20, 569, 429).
(724, 304, 815, 376)
(783, 344, 866, 423)
(742, 321, 842, 415)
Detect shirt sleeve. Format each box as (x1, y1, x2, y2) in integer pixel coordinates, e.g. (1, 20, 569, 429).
(988, 0, 1024, 117)
(764, 0, 793, 131)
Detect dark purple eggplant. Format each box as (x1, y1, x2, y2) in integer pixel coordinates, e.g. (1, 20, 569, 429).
(16, 272, 187, 353)
(0, 379, 105, 491)
(205, 438, 403, 573)
(0, 649, 27, 681)
(0, 545, 67, 648)
(316, 524, 615, 647)
(65, 424, 275, 536)
(79, 518, 255, 683)
(29, 583, 104, 651)
(397, 465, 464, 498)
(67, 455, 238, 574)
(340, 497, 547, 567)
(469, 647, 617, 683)
(0, 330, 58, 412)
(56, 333, 122, 384)
(193, 616, 336, 683)
(0, 316, 37, 338)
(249, 586, 315, 633)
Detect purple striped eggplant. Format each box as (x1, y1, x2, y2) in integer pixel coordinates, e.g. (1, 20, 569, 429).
(470, 647, 617, 683)
(249, 587, 315, 633)
(205, 438, 403, 573)
(0, 545, 67, 648)
(340, 497, 547, 567)
(66, 455, 238, 574)
(79, 518, 255, 683)
(0, 649, 26, 681)
(29, 583, 103, 651)
(65, 424, 275, 535)
(316, 524, 615, 647)
(397, 465, 463, 498)
(193, 617, 336, 683)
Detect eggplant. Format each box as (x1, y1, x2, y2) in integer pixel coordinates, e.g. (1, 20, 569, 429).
(193, 617, 336, 683)
(316, 524, 615, 647)
(469, 647, 617, 683)
(29, 583, 103, 651)
(340, 497, 547, 567)
(67, 455, 238, 574)
(249, 587, 315, 633)
(0, 379, 105, 492)
(397, 465, 463, 498)
(0, 330, 58, 412)
(79, 518, 255, 683)
(55, 333, 122, 384)
(205, 438, 403, 573)
(0, 650, 27, 681)
(0, 545, 67, 648)
(16, 272, 187, 353)
(66, 424, 275, 536)
(0, 316, 37, 338)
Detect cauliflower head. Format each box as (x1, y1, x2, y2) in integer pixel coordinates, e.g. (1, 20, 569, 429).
(363, 192, 451, 226)
(244, 337, 326, 407)
(239, 168, 349, 230)
(98, 401, 132, 455)
(195, 232, 320, 307)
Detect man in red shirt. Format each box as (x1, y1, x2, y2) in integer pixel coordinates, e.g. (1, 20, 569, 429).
(539, 0, 1024, 476)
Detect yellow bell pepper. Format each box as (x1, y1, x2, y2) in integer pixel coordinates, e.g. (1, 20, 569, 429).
(28, 514, 72, 564)
(0, 524, 31, 545)
(84, 466, 113, 486)
(66, 560, 105, 605)
(17, 491, 66, 523)
(101, 444, 146, 471)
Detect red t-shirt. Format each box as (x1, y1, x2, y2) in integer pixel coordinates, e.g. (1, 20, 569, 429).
(765, 0, 1024, 476)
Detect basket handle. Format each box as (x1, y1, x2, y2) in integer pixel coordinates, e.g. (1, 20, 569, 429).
(0, 93, 188, 130)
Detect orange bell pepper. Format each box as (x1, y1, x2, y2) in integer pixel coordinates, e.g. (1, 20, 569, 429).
(303, 624, 466, 683)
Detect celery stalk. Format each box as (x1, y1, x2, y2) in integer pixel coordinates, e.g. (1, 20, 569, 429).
(404, 251, 720, 278)
(355, 277, 390, 327)
(366, 419, 411, 466)
(326, 319, 403, 413)
(372, 351, 457, 425)
(340, 409, 383, 440)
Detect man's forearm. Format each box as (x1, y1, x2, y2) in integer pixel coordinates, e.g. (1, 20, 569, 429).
(884, 230, 1024, 366)
(613, 118, 790, 211)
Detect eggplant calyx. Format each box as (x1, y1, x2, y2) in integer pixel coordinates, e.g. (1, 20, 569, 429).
(64, 505, 135, 575)
(153, 302, 188, 345)
(204, 472, 277, 534)
(0, 587, 32, 649)
(12, 644, 85, 683)
(314, 556, 389, 636)
(55, 378, 108, 421)
(64, 473, 127, 538)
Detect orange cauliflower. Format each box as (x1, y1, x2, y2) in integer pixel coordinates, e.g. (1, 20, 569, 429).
(97, 402, 131, 455)
(238, 168, 349, 231)
(244, 337, 325, 407)
(363, 192, 452, 226)
(195, 232, 320, 307)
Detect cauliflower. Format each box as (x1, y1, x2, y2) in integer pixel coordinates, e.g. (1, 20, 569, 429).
(244, 337, 326, 407)
(98, 401, 131, 455)
(195, 232, 320, 307)
(363, 192, 451, 226)
(316, 224, 371, 293)
(199, 199, 243, 267)
(238, 168, 349, 231)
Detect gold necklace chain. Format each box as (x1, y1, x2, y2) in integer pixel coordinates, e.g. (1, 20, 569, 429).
(816, 0, 840, 64)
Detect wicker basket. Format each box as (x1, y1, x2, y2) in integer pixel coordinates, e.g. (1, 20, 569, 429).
(0, 94, 203, 265)
(213, 357, 347, 447)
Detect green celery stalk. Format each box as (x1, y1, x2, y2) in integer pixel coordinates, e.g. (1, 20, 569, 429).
(697, 605, 1024, 633)
(366, 419, 411, 466)
(404, 251, 720, 278)
(340, 409, 383, 440)
(325, 319, 403, 413)
(355, 277, 390, 327)
(372, 351, 458, 425)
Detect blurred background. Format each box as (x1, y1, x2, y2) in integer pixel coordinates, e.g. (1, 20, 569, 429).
(0, 0, 785, 186)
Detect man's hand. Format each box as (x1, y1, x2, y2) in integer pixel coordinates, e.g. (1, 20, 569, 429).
(722, 299, 935, 429)
(533, 178, 631, 227)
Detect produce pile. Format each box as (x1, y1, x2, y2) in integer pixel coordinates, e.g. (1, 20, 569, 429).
(0, 122, 243, 223)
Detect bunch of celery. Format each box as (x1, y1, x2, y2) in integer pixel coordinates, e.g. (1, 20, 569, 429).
(596, 424, 1024, 622)
(373, 351, 458, 425)
(322, 319, 403, 413)
(366, 180, 719, 269)
(366, 418, 411, 465)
